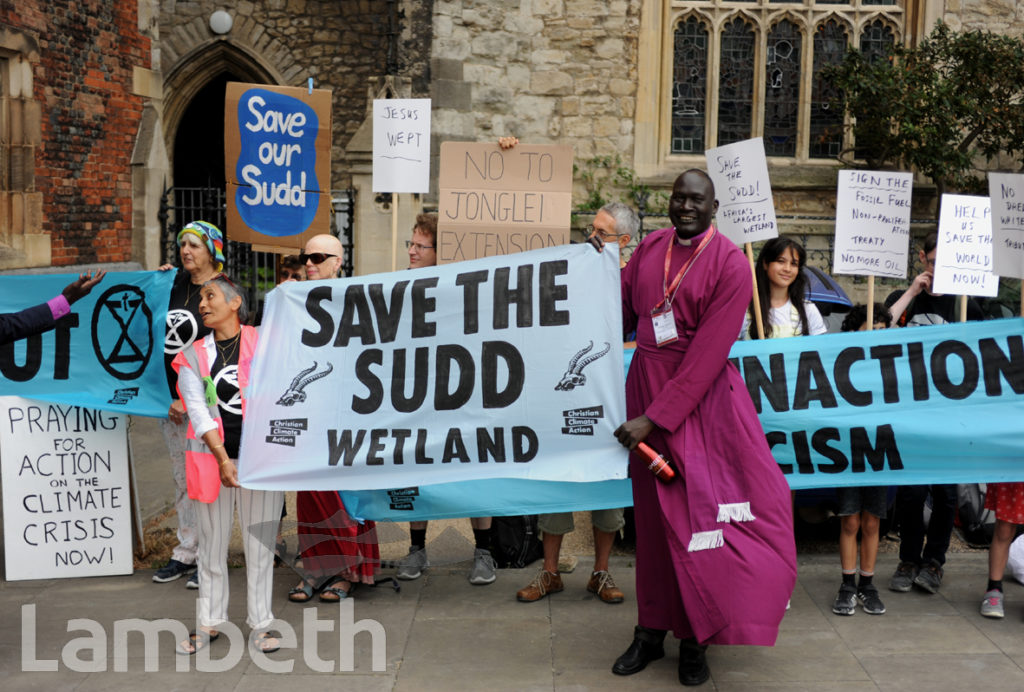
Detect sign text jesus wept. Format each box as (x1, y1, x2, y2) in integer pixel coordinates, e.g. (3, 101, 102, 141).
(225, 82, 332, 248)
(238, 244, 628, 491)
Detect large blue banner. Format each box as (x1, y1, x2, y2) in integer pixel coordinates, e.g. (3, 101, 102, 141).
(0, 272, 173, 417)
(340, 478, 632, 522)
(341, 318, 1024, 520)
(733, 317, 1024, 489)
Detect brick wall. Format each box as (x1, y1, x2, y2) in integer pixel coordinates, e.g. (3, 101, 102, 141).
(2, 0, 150, 267)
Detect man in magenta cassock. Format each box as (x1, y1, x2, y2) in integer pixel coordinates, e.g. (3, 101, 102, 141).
(610, 169, 796, 686)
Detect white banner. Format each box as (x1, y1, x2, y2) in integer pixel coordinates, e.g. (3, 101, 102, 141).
(239, 244, 628, 491)
(833, 169, 913, 278)
(1, 397, 133, 580)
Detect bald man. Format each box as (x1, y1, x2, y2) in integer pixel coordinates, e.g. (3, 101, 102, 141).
(292, 234, 382, 601)
(301, 234, 344, 280)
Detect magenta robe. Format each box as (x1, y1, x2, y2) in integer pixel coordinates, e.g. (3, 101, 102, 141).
(622, 227, 796, 646)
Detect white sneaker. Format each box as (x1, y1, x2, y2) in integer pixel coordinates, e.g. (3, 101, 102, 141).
(980, 589, 1005, 618)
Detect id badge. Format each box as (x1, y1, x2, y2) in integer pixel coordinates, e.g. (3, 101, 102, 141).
(652, 307, 678, 347)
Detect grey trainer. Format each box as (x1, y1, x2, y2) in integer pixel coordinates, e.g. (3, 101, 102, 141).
(889, 561, 918, 592)
(832, 583, 857, 616)
(980, 589, 1005, 618)
(914, 559, 944, 594)
(396, 546, 428, 580)
(468, 548, 497, 585)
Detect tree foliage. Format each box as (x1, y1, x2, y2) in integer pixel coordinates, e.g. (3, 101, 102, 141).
(825, 21, 1024, 196)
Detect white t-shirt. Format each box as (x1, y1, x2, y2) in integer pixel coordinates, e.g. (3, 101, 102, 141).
(741, 299, 827, 340)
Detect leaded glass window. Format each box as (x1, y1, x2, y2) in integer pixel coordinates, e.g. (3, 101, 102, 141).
(660, 1, 905, 162)
(810, 20, 848, 159)
(672, 18, 708, 154)
(764, 20, 801, 156)
(860, 19, 895, 63)
(718, 19, 755, 147)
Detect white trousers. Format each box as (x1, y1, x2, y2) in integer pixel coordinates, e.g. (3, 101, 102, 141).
(195, 482, 284, 631)
(159, 417, 198, 565)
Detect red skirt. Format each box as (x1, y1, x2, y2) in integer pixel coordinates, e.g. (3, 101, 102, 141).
(296, 491, 380, 585)
(985, 483, 1024, 525)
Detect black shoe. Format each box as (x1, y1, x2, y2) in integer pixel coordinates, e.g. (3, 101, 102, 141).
(612, 626, 666, 676)
(678, 638, 710, 686)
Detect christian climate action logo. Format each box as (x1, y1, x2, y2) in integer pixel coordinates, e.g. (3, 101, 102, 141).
(554, 341, 610, 391)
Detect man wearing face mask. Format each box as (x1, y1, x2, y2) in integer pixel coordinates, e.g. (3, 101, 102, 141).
(606, 169, 796, 686)
(884, 232, 982, 598)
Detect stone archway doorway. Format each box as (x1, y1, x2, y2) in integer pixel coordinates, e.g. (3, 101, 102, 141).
(164, 41, 281, 191)
(172, 72, 238, 189)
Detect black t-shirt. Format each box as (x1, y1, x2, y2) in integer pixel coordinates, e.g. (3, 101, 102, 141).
(211, 335, 243, 459)
(886, 289, 983, 326)
(164, 270, 212, 399)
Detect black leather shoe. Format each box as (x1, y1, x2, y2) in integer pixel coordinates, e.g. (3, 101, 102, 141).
(678, 638, 710, 686)
(612, 626, 666, 675)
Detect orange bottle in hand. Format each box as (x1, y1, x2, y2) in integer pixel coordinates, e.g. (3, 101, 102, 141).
(636, 442, 676, 483)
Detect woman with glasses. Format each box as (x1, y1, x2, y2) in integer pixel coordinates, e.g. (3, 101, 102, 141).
(153, 221, 227, 588)
(173, 274, 284, 654)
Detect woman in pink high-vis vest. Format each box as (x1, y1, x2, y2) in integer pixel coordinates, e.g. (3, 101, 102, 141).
(172, 275, 284, 655)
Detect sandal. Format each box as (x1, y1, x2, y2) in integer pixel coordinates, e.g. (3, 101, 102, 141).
(250, 631, 280, 654)
(176, 629, 219, 655)
(288, 580, 316, 603)
(319, 578, 353, 602)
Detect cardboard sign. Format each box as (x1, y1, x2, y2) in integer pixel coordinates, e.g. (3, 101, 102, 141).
(989, 173, 1024, 279)
(833, 170, 913, 278)
(705, 137, 778, 245)
(1, 397, 132, 580)
(933, 194, 999, 297)
(372, 98, 431, 193)
(224, 82, 332, 249)
(437, 142, 573, 263)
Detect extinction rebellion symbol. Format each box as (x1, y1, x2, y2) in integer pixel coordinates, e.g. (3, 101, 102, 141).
(91, 285, 154, 380)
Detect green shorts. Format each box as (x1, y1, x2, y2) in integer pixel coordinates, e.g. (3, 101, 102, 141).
(537, 508, 626, 536)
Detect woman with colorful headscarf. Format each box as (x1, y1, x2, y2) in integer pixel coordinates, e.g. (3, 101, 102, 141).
(153, 221, 226, 587)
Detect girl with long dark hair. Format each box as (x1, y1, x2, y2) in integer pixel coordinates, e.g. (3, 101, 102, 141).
(744, 236, 826, 340)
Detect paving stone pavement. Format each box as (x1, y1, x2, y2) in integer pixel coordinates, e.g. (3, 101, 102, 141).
(4, 418, 1024, 690)
(4, 553, 1024, 690)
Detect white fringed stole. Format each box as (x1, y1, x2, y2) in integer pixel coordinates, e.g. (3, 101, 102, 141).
(687, 502, 756, 552)
(687, 529, 724, 552)
(717, 502, 755, 523)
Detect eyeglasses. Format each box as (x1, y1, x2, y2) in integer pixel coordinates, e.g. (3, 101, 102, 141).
(299, 252, 337, 265)
(406, 241, 435, 251)
(587, 225, 622, 241)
